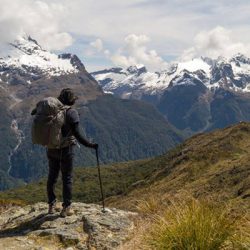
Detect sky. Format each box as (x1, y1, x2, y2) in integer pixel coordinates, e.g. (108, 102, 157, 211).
(1, 0, 250, 72)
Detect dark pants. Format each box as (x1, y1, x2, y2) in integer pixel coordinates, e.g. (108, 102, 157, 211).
(47, 145, 75, 207)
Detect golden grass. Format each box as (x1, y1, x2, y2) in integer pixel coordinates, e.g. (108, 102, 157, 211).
(147, 200, 235, 249)
(120, 193, 250, 250)
(0, 199, 27, 213)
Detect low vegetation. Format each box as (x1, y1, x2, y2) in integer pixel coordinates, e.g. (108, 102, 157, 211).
(0, 158, 156, 204)
(1, 121, 250, 249)
(145, 198, 245, 250)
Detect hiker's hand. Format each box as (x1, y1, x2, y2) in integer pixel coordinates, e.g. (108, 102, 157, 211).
(31, 108, 37, 115)
(91, 143, 98, 150)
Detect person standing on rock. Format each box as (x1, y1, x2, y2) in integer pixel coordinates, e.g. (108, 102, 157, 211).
(31, 88, 98, 217)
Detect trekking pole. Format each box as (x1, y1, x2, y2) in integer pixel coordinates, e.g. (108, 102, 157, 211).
(95, 147, 106, 213)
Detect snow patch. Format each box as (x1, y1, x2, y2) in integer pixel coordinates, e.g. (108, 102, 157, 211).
(231, 61, 250, 75)
(177, 58, 211, 77)
(103, 90, 114, 95)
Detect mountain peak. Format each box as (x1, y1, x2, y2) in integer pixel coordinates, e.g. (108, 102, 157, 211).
(231, 53, 250, 65)
(127, 64, 147, 74)
(59, 53, 85, 71)
(0, 35, 80, 79)
(9, 35, 43, 55)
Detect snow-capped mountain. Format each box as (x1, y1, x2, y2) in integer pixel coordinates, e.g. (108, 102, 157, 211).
(0, 36, 86, 86)
(0, 35, 102, 104)
(92, 54, 250, 134)
(92, 54, 250, 100)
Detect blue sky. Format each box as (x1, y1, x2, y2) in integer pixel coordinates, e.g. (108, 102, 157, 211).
(1, 0, 250, 71)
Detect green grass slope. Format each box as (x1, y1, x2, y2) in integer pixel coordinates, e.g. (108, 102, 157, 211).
(1, 121, 250, 249)
(107, 121, 250, 211)
(1, 121, 249, 209)
(0, 159, 156, 204)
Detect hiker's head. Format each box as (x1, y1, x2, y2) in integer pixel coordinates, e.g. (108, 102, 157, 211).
(58, 88, 78, 106)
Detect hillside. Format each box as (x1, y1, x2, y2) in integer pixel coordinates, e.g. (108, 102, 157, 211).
(1, 121, 250, 249)
(0, 158, 153, 204)
(108, 121, 250, 210)
(1, 121, 249, 209)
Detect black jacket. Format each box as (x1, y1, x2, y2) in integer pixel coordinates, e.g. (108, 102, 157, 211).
(63, 108, 94, 148)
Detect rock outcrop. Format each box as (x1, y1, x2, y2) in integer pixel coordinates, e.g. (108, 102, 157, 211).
(0, 202, 137, 250)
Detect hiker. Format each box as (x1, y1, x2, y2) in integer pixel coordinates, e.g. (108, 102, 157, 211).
(31, 88, 98, 217)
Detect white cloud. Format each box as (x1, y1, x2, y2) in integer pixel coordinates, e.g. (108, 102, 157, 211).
(1, 0, 250, 70)
(110, 34, 168, 71)
(86, 38, 109, 57)
(181, 26, 250, 60)
(64, 0, 250, 54)
(90, 39, 104, 52)
(64, 0, 250, 70)
(0, 0, 73, 50)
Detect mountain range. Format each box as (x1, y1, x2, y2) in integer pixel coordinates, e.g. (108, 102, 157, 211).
(92, 55, 250, 134)
(0, 36, 182, 190)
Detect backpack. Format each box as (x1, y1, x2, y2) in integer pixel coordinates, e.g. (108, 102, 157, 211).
(32, 97, 73, 149)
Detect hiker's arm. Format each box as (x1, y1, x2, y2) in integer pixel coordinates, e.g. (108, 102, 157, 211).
(68, 109, 98, 149)
(71, 123, 96, 148)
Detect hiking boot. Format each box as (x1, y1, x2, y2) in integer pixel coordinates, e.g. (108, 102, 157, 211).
(60, 206, 74, 217)
(48, 202, 61, 214)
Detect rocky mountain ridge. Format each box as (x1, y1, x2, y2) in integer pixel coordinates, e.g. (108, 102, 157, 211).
(0, 202, 136, 249)
(92, 54, 250, 99)
(92, 55, 250, 134)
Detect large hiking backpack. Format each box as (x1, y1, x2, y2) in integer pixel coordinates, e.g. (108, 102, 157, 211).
(32, 97, 73, 149)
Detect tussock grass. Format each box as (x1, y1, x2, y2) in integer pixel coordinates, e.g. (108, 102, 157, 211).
(136, 193, 164, 215)
(0, 199, 27, 206)
(0, 199, 27, 213)
(143, 198, 247, 250)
